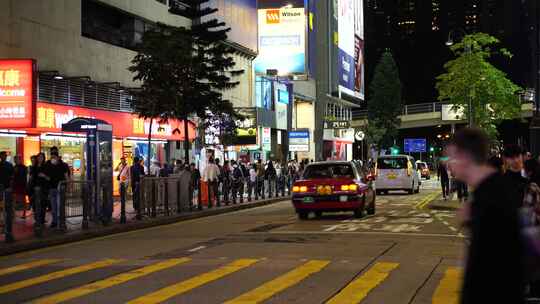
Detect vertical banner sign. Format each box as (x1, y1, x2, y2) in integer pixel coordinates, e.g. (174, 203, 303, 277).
(0, 59, 36, 128)
(255, 7, 306, 75)
(338, 0, 364, 100)
(262, 127, 272, 151)
(274, 82, 289, 130)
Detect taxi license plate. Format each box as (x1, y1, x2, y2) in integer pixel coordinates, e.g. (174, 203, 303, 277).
(387, 174, 397, 180)
(303, 197, 314, 203)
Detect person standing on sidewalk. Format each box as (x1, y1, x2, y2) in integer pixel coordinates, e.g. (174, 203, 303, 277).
(231, 160, 245, 204)
(0, 151, 14, 242)
(130, 156, 144, 214)
(221, 160, 231, 205)
(437, 160, 450, 200)
(256, 159, 265, 199)
(447, 128, 525, 304)
(12, 156, 28, 219)
(116, 157, 130, 214)
(41, 150, 69, 229)
(503, 145, 528, 207)
(203, 157, 220, 208)
(247, 163, 257, 202)
(265, 160, 276, 198)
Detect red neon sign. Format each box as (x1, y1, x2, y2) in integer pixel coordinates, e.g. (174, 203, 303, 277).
(0, 59, 36, 128)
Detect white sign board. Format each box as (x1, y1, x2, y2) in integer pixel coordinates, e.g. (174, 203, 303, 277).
(441, 104, 465, 121)
(255, 8, 306, 75)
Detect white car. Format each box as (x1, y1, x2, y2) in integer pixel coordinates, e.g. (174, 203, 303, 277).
(374, 155, 421, 195)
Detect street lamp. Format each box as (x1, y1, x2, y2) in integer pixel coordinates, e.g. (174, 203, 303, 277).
(446, 28, 473, 127)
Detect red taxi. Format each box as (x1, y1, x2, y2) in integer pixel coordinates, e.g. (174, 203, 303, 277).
(292, 161, 376, 220)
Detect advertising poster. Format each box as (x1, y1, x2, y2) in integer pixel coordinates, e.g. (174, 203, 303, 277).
(255, 76, 273, 110)
(255, 7, 306, 75)
(0, 59, 36, 128)
(337, 0, 364, 100)
(262, 127, 272, 151)
(274, 82, 290, 130)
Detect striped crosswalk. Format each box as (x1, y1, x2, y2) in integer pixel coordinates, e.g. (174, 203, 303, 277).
(0, 257, 463, 303)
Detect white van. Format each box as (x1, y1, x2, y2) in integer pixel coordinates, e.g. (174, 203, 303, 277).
(375, 155, 421, 195)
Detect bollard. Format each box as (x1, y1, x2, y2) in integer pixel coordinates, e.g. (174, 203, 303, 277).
(177, 179, 182, 214)
(33, 186, 43, 237)
(151, 180, 157, 218)
(82, 184, 90, 229)
(197, 180, 203, 211)
(58, 183, 67, 232)
(164, 180, 170, 216)
(3, 186, 15, 243)
(135, 182, 142, 220)
(120, 182, 126, 224)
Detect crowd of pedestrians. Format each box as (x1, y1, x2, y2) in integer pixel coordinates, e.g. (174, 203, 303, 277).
(201, 157, 305, 208)
(0, 147, 70, 242)
(443, 128, 540, 303)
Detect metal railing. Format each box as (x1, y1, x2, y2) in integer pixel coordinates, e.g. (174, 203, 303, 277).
(139, 175, 193, 217)
(354, 102, 445, 119)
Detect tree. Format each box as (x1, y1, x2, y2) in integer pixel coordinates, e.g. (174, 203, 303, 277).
(130, 0, 243, 165)
(367, 51, 402, 151)
(436, 33, 522, 139)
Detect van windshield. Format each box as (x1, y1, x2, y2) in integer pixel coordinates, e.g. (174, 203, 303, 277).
(304, 164, 355, 179)
(377, 158, 408, 170)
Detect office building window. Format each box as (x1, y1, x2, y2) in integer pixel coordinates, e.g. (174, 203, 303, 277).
(81, 0, 154, 51)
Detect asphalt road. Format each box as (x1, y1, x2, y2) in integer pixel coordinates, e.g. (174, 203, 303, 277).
(0, 179, 466, 304)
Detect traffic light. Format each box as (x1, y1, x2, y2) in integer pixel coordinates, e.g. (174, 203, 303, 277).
(390, 147, 400, 155)
(429, 147, 435, 152)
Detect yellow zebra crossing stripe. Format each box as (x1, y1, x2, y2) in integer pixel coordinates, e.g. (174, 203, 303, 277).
(0, 259, 122, 295)
(432, 267, 462, 304)
(127, 258, 259, 304)
(326, 262, 399, 304)
(225, 260, 330, 304)
(33, 258, 190, 304)
(0, 259, 62, 277)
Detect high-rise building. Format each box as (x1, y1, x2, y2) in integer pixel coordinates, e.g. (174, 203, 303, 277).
(363, 0, 531, 105)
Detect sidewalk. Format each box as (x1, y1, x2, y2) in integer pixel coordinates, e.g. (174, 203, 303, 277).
(0, 195, 289, 256)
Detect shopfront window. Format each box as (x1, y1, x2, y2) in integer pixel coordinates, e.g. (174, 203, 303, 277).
(41, 136, 86, 179)
(0, 137, 17, 162)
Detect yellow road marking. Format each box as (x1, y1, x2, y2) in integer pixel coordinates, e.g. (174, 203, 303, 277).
(33, 258, 190, 304)
(326, 262, 399, 304)
(415, 192, 440, 209)
(127, 259, 259, 304)
(0, 259, 62, 276)
(225, 260, 330, 304)
(0, 259, 122, 295)
(432, 267, 462, 304)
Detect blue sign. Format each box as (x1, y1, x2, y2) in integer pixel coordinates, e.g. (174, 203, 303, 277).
(404, 138, 427, 153)
(289, 130, 310, 152)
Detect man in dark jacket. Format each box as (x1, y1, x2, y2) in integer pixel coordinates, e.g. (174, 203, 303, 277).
(437, 161, 450, 200)
(0, 151, 15, 242)
(130, 156, 144, 213)
(503, 144, 528, 208)
(447, 128, 524, 304)
(41, 151, 69, 228)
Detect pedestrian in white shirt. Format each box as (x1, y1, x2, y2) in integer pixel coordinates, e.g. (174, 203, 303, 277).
(203, 157, 220, 207)
(248, 163, 257, 202)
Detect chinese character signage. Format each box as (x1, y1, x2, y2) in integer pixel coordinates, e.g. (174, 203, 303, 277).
(0, 59, 36, 128)
(34, 102, 196, 140)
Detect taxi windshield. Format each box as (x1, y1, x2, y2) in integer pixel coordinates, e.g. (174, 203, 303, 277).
(377, 158, 408, 170)
(303, 164, 354, 179)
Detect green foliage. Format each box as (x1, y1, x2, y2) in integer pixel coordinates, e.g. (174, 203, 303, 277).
(129, 0, 244, 161)
(367, 51, 402, 150)
(436, 33, 522, 138)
